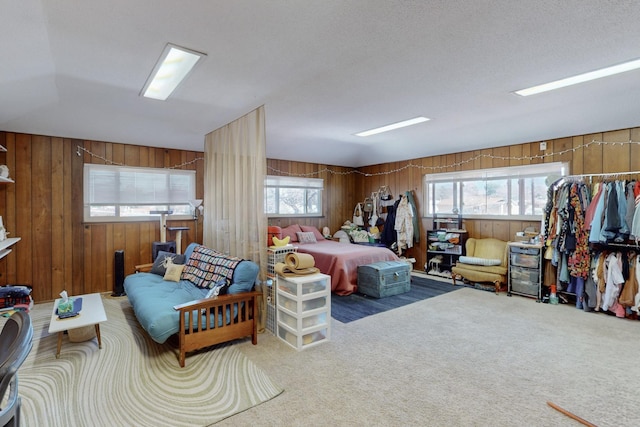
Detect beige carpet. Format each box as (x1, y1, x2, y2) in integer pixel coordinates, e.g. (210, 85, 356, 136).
(11, 295, 283, 427)
(224, 287, 640, 426)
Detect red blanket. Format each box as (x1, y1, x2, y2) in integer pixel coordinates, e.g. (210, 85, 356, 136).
(296, 240, 400, 295)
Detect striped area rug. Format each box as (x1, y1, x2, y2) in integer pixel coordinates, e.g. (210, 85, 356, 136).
(15, 295, 283, 427)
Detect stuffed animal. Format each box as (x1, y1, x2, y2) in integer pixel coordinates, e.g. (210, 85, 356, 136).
(271, 235, 290, 247)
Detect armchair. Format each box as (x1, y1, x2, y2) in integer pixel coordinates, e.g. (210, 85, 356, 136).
(451, 238, 509, 294)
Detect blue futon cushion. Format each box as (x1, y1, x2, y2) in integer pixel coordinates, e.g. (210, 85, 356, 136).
(124, 243, 259, 344)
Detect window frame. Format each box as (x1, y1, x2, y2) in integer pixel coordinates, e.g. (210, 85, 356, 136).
(423, 162, 568, 220)
(265, 175, 323, 218)
(83, 164, 196, 223)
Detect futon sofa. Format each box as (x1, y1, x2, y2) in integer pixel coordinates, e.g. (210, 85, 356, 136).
(451, 238, 508, 294)
(124, 243, 260, 367)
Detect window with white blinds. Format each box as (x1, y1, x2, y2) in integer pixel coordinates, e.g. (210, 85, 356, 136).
(83, 164, 196, 222)
(265, 175, 323, 217)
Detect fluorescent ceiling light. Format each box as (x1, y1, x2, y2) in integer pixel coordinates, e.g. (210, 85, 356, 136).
(356, 116, 430, 137)
(141, 43, 206, 101)
(514, 58, 640, 97)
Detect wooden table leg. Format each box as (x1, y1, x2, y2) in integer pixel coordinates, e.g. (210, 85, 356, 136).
(95, 324, 102, 349)
(56, 332, 63, 358)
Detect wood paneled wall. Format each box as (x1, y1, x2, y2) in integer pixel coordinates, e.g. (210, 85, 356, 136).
(356, 127, 640, 272)
(0, 132, 204, 303)
(2, 126, 639, 301)
(266, 159, 356, 233)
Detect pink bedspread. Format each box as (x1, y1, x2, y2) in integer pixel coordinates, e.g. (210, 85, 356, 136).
(296, 240, 400, 295)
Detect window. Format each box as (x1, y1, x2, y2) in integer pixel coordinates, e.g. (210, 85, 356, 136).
(265, 175, 323, 217)
(423, 162, 567, 219)
(84, 164, 196, 222)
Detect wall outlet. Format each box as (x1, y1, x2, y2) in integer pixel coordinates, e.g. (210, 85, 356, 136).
(540, 141, 547, 151)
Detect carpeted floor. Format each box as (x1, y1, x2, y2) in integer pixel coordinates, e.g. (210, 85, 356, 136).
(225, 287, 640, 426)
(8, 295, 283, 427)
(331, 274, 459, 323)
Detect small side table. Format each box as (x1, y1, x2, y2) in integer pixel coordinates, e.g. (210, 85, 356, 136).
(48, 293, 108, 358)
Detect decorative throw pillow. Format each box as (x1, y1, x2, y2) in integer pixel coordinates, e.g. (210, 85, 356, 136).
(163, 263, 185, 282)
(181, 245, 243, 289)
(300, 225, 325, 241)
(458, 256, 502, 266)
(296, 231, 317, 244)
(150, 251, 186, 276)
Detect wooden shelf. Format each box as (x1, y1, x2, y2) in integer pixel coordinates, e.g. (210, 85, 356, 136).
(0, 237, 20, 260)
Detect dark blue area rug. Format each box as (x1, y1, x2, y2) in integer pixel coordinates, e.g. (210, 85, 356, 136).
(331, 275, 460, 323)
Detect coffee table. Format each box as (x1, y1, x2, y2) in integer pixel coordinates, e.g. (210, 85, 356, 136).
(48, 293, 108, 358)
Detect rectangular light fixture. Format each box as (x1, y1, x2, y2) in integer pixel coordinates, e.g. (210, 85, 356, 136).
(141, 43, 206, 101)
(514, 58, 640, 97)
(356, 116, 430, 137)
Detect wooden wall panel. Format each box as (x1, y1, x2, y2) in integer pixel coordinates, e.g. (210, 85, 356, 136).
(31, 135, 53, 303)
(2, 123, 640, 300)
(356, 126, 640, 274)
(0, 133, 206, 302)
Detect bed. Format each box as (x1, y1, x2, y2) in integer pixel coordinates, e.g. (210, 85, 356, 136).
(279, 224, 401, 295)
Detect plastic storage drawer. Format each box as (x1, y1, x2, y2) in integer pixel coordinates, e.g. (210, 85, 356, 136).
(511, 278, 538, 296)
(278, 277, 327, 296)
(278, 309, 327, 330)
(278, 292, 327, 313)
(278, 324, 328, 350)
(510, 266, 539, 283)
(510, 253, 539, 268)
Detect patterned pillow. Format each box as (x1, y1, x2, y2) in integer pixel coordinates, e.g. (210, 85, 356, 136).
(296, 231, 317, 244)
(300, 225, 325, 241)
(181, 245, 243, 289)
(150, 251, 186, 276)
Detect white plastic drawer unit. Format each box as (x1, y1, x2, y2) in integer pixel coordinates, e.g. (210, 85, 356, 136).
(275, 273, 331, 350)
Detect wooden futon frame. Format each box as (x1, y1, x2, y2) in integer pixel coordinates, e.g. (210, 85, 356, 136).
(136, 263, 260, 367)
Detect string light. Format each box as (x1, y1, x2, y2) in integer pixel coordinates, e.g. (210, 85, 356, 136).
(268, 139, 640, 177)
(76, 145, 204, 169)
(79, 139, 639, 176)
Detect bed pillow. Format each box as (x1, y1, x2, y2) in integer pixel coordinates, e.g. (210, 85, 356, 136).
(458, 256, 502, 266)
(280, 224, 303, 242)
(150, 251, 186, 276)
(296, 231, 317, 244)
(300, 225, 325, 241)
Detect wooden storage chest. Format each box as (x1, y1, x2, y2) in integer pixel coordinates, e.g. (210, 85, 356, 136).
(357, 261, 410, 298)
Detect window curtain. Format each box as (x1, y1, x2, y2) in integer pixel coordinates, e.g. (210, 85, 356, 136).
(204, 106, 268, 331)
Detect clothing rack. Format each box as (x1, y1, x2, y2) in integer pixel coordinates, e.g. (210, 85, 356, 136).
(561, 170, 640, 183)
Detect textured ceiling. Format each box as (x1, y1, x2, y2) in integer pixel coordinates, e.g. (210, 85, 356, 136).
(2, 0, 640, 167)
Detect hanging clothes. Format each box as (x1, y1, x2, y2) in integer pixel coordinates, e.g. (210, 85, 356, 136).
(404, 190, 420, 244)
(394, 195, 414, 254)
(381, 198, 400, 246)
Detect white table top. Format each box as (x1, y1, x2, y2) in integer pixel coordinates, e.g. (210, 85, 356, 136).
(48, 293, 107, 334)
